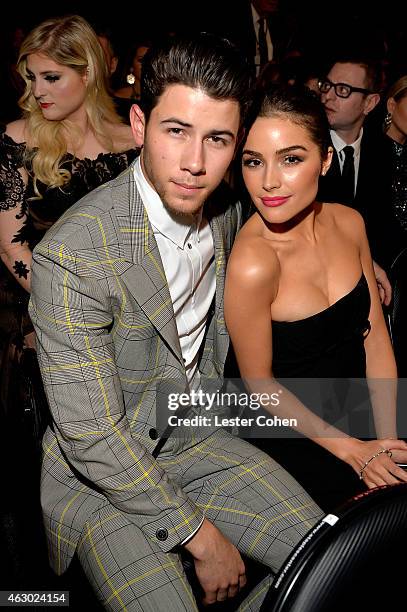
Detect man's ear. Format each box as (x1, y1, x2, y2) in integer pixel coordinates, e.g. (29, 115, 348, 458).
(321, 146, 334, 176)
(364, 92, 380, 116)
(130, 104, 145, 148)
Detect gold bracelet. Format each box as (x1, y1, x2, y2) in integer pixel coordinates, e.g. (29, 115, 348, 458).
(359, 448, 393, 480)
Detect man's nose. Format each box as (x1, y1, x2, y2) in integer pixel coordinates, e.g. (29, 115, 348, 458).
(180, 140, 205, 175)
(322, 86, 336, 103)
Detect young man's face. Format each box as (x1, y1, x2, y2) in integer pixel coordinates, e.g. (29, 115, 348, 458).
(131, 84, 241, 218)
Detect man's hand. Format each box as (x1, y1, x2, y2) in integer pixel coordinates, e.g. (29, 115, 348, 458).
(373, 260, 392, 306)
(183, 518, 246, 604)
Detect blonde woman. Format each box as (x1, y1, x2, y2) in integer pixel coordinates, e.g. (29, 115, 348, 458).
(0, 15, 137, 586)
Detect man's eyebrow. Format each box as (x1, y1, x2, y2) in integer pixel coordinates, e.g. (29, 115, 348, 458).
(161, 118, 192, 127)
(161, 118, 235, 138)
(242, 145, 308, 155)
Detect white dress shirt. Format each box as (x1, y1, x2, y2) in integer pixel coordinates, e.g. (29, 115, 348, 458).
(134, 157, 216, 389)
(330, 128, 363, 196)
(134, 157, 213, 543)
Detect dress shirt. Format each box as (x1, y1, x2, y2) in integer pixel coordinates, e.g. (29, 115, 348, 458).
(134, 157, 213, 544)
(330, 129, 363, 197)
(251, 4, 273, 75)
(134, 157, 216, 389)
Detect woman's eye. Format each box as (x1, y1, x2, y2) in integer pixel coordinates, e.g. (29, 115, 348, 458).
(26, 74, 35, 81)
(284, 155, 302, 164)
(243, 158, 262, 167)
(45, 75, 60, 82)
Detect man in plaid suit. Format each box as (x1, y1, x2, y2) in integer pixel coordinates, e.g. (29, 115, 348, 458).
(30, 33, 323, 610)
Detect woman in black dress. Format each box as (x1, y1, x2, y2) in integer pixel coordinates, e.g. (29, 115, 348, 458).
(224, 84, 407, 511)
(0, 15, 138, 589)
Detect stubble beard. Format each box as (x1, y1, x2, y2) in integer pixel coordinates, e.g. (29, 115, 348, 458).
(142, 151, 206, 222)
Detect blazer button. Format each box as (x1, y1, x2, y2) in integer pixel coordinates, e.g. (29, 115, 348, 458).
(156, 528, 168, 541)
(149, 428, 158, 440)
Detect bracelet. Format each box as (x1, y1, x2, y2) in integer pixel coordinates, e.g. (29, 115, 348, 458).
(359, 448, 393, 480)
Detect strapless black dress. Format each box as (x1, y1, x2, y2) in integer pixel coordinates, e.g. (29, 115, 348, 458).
(247, 274, 372, 511)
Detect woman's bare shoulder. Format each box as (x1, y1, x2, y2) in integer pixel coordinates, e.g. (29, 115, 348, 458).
(5, 119, 27, 144)
(229, 223, 281, 290)
(323, 202, 366, 236)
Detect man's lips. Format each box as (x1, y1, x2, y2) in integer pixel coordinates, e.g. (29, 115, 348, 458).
(172, 180, 203, 192)
(261, 196, 291, 207)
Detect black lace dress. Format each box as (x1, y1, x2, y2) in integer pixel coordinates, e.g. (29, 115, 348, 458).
(0, 128, 137, 587)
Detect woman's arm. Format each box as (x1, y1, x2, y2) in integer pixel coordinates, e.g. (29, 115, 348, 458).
(356, 212, 398, 435)
(0, 124, 32, 292)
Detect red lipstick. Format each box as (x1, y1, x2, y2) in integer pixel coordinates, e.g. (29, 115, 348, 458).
(261, 196, 290, 207)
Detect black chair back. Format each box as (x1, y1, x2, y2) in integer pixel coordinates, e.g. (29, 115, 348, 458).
(261, 483, 407, 611)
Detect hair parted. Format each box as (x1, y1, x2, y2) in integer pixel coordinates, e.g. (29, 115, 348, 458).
(245, 84, 332, 159)
(140, 32, 253, 123)
(17, 14, 124, 198)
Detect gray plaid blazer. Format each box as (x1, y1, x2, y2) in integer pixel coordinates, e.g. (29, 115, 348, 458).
(29, 162, 242, 574)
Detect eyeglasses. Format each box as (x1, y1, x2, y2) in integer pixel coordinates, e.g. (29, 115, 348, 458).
(318, 78, 373, 99)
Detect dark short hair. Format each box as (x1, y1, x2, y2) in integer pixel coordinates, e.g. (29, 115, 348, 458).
(328, 56, 383, 93)
(245, 84, 332, 159)
(141, 32, 253, 123)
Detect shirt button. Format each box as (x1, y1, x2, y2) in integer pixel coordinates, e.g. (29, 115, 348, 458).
(187, 243, 192, 249)
(156, 528, 168, 541)
(149, 428, 158, 440)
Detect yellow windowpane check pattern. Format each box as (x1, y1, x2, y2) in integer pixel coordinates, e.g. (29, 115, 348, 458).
(31, 167, 322, 610)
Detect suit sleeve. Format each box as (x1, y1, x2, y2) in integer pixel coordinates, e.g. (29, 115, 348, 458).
(29, 232, 204, 552)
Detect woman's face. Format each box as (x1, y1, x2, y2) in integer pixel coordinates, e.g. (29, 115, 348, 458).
(26, 53, 88, 122)
(387, 93, 407, 144)
(242, 115, 331, 223)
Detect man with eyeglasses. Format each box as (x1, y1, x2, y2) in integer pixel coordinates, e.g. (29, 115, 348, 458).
(318, 57, 392, 305)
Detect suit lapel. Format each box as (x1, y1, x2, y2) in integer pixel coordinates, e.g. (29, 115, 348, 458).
(113, 168, 231, 366)
(115, 167, 183, 362)
(209, 213, 227, 338)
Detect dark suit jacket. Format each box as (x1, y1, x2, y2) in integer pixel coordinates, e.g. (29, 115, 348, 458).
(318, 129, 405, 271)
(200, 1, 295, 72)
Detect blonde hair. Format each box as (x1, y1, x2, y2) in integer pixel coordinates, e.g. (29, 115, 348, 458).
(17, 14, 124, 198)
(386, 75, 407, 103)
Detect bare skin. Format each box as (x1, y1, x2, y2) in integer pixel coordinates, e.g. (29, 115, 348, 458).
(184, 519, 247, 604)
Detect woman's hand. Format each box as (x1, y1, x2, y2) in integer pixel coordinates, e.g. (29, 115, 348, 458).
(343, 438, 407, 488)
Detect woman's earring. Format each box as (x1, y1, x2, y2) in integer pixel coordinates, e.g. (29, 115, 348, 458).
(384, 111, 392, 131)
(126, 68, 135, 85)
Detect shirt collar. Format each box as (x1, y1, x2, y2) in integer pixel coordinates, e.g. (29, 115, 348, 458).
(330, 128, 363, 158)
(133, 156, 201, 248)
